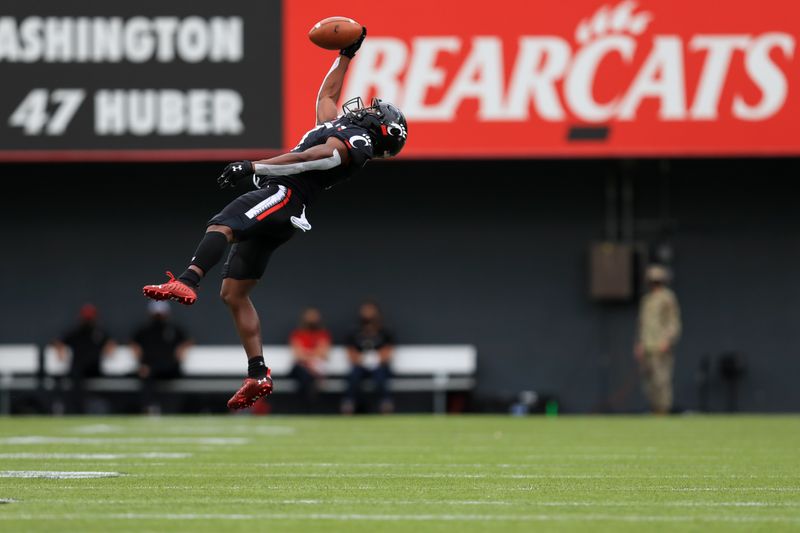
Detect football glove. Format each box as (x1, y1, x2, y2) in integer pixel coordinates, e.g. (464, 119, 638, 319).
(340, 27, 367, 59)
(218, 160, 254, 189)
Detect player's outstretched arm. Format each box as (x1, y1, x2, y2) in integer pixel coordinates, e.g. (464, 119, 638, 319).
(316, 27, 366, 125)
(218, 138, 350, 189)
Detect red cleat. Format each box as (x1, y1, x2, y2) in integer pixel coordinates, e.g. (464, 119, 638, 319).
(227, 369, 273, 410)
(142, 271, 197, 306)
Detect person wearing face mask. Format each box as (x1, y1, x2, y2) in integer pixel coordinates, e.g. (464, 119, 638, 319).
(342, 300, 396, 415)
(288, 307, 331, 411)
(130, 301, 193, 414)
(52, 304, 116, 414)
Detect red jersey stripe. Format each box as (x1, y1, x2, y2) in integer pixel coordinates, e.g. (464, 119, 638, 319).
(256, 188, 293, 221)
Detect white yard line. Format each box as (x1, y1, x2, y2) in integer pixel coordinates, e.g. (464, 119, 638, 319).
(508, 485, 800, 492)
(269, 499, 800, 508)
(32, 483, 800, 494)
(147, 470, 796, 481)
(0, 453, 191, 460)
(0, 512, 798, 524)
(667, 487, 800, 492)
(0, 436, 246, 445)
(155, 426, 296, 436)
(0, 471, 120, 479)
(72, 424, 121, 434)
(262, 462, 800, 478)
(33, 498, 800, 508)
(71, 424, 295, 436)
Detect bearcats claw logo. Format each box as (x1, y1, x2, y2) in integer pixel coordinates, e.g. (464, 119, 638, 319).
(569, 1, 655, 137)
(348, 134, 372, 148)
(575, 1, 652, 44)
(386, 122, 407, 140)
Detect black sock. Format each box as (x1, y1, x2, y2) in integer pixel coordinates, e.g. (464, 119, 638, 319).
(248, 356, 268, 379)
(178, 269, 201, 288)
(178, 231, 229, 287)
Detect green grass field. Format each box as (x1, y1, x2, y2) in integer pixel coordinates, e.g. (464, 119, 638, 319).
(0, 415, 798, 532)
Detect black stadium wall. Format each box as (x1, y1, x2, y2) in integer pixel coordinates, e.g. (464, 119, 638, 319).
(1, 158, 799, 413)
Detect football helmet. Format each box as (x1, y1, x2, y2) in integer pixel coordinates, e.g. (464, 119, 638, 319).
(342, 97, 407, 158)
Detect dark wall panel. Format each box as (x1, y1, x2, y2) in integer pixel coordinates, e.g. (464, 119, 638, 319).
(1, 159, 798, 411)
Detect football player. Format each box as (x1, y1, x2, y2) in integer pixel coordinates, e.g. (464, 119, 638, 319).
(142, 28, 407, 410)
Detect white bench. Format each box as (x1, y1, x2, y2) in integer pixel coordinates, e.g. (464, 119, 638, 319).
(3, 344, 477, 414)
(0, 344, 39, 414)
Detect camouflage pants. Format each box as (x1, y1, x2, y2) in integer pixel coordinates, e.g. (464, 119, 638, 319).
(642, 350, 674, 413)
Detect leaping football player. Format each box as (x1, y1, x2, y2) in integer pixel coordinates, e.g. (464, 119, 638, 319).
(142, 28, 407, 410)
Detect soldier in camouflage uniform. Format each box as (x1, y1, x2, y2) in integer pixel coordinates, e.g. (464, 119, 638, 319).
(634, 265, 682, 414)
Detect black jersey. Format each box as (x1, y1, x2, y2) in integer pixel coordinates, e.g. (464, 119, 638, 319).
(263, 116, 374, 202)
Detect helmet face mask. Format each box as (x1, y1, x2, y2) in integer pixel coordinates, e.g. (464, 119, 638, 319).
(342, 97, 407, 158)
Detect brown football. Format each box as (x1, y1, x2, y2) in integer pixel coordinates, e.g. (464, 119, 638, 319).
(308, 17, 363, 50)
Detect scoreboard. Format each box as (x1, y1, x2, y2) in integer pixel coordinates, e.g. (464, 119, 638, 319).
(0, 2, 282, 160)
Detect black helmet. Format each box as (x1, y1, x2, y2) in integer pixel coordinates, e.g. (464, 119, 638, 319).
(342, 97, 408, 158)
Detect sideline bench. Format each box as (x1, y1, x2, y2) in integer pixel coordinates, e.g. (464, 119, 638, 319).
(0, 344, 477, 414)
(0, 345, 39, 413)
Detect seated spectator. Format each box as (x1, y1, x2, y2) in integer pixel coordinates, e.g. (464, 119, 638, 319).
(52, 303, 115, 414)
(130, 301, 192, 414)
(342, 300, 395, 415)
(289, 308, 331, 410)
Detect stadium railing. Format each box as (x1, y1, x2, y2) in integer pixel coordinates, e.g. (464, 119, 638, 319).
(0, 344, 477, 414)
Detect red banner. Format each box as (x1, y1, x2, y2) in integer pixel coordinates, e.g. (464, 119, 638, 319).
(283, 0, 800, 157)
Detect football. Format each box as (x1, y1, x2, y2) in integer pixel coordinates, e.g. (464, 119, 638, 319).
(308, 17, 363, 50)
